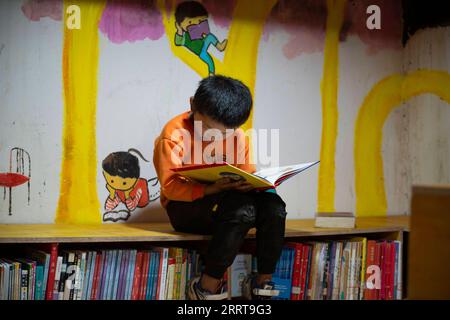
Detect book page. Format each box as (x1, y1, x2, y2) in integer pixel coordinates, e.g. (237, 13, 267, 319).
(254, 161, 319, 185)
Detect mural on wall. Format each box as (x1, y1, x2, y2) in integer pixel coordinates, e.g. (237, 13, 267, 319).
(174, 1, 227, 76)
(0, 148, 31, 215)
(18, 0, 450, 223)
(102, 149, 160, 223)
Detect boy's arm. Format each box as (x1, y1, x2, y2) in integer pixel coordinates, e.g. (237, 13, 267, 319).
(154, 138, 205, 202)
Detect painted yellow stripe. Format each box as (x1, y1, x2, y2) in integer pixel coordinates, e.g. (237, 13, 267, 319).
(56, 1, 106, 224)
(317, 0, 347, 213)
(354, 70, 450, 216)
(157, 0, 276, 132)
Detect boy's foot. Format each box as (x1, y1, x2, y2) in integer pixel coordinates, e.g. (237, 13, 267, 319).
(242, 275, 280, 300)
(187, 276, 229, 300)
(216, 39, 228, 52)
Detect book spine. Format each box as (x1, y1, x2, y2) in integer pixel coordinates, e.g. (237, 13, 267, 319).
(45, 243, 58, 300)
(20, 267, 28, 300)
(82, 252, 92, 300)
(91, 252, 102, 300)
(302, 245, 312, 300)
(131, 252, 143, 300)
(290, 244, 302, 300)
(86, 251, 97, 300)
(118, 250, 129, 300)
(141, 251, 150, 300)
(158, 249, 168, 301)
(152, 251, 161, 300)
(70, 253, 79, 300)
(112, 250, 123, 300)
(52, 256, 62, 300)
(395, 241, 402, 300)
(125, 250, 137, 300)
(145, 252, 154, 300)
(34, 265, 44, 300)
(58, 253, 68, 301)
(380, 242, 386, 300)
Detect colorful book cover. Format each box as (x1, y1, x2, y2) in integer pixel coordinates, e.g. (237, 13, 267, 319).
(156, 248, 168, 300)
(86, 251, 97, 300)
(318, 243, 329, 300)
(34, 264, 43, 300)
(379, 241, 386, 300)
(331, 242, 342, 300)
(180, 250, 187, 300)
(166, 257, 176, 300)
(112, 250, 123, 300)
(45, 243, 58, 300)
(359, 238, 367, 300)
(28, 249, 50, 300)
(89, 252, 100, 300)
(131, 251, 143, 300)
(52, 256, 62, 300)
(230, 253, 252, 298)
(98, 250, 109, 300)
(152, 251, 161, 300)
(145, 251, 155, 300)
(327, 242, 336, 300)
(63, 251, 75, 300)
(76, 251, 87, 300)
(394, 240, 402, 300)
(140, 251, 150, 300)
(101, 250, 111, 300)
(58, 252, 68, 301)
(81, 252, 92, 300)
(125, 250, 136, 300)
(118, 250, 129, 300)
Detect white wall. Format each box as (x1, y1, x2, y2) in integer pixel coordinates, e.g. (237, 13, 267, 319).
(1, 1, 449, 223)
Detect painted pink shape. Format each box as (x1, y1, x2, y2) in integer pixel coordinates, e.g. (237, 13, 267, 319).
(264, 0, 402, 59)
(202, 0, 236, 29)
(264, 0, 327, 59)
(21, 0, 62, 21)
(99, 0, 164, 44)
(345, 0, 402, 55)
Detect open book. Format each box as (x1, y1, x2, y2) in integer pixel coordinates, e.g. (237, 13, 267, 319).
(172, 161, 319, 190)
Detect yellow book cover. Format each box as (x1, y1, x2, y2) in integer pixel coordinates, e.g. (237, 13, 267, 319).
(172, 161, 319, 189)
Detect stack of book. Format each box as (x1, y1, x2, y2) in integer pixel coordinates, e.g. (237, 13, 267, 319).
(0, 245, 202, 300)
(0, 238, 402, 300)
(227, 238, 402, 300)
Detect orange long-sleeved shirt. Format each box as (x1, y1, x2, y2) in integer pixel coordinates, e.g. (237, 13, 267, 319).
(153, 111, 256, 208)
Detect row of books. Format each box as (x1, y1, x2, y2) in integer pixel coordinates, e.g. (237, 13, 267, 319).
(0, 238, 402, 300)
(0, 245, 202, 300)
(227, 238, 403, 300)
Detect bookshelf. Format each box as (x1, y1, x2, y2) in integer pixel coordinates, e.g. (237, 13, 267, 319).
(0, 216, 410, 300)
(0, 216, 409, 243)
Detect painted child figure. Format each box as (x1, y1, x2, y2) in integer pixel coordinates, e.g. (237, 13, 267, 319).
(174, 1, 227, 76)
(153, 76, 287, 300)
(102, 149, 153, 222)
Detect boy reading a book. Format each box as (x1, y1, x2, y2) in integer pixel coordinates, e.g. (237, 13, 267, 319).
(153, 75, 287, 300)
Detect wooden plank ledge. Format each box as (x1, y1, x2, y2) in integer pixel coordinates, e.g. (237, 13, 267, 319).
(0, 216, 409, 243)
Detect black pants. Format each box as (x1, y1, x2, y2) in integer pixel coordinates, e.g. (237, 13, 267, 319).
(166, 191, 287, 279)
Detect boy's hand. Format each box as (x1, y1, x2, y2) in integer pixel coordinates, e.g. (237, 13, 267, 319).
(204, 178, 252, 195)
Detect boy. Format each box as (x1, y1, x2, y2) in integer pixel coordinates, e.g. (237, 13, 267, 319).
(174, 1, 227, 76)
(153, 76, 287, 300)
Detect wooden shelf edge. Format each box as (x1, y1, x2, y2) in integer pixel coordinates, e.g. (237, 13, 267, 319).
(0, 216, 409, 244)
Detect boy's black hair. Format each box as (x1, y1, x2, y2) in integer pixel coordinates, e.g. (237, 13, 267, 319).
(192, 75, 253, 128)
(175, 1, 209, 24)
(102, 152, 140, 179)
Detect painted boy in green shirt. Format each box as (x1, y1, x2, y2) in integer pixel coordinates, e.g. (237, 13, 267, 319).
(174, 1, 227, 76)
